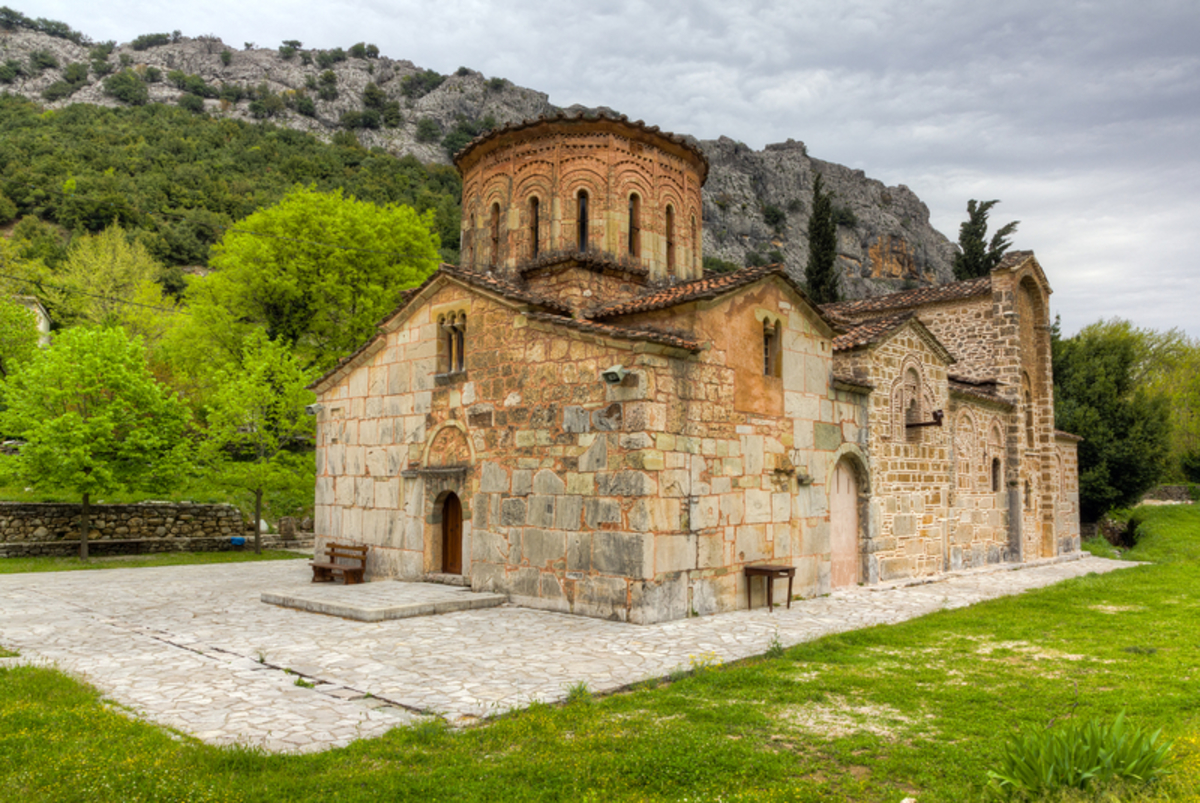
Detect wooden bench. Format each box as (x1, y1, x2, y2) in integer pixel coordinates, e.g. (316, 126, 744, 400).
(310, 542, 368, 585)
(744, 564, 796, 612)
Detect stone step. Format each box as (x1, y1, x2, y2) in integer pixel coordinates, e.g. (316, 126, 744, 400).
(424, 572, 470, 587)
(261, 580, 506, 622)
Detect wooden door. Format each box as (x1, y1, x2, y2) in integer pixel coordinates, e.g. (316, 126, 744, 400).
(442, 492, 462, 574)
(830, 461, 860, 587)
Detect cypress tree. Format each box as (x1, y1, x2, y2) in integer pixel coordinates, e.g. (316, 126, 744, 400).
(805, 173, 840, 304)
(952, 199, 1019, 280)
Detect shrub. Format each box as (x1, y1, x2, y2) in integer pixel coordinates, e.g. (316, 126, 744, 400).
(27, 49, 58, 73)
(90, 59, 113, 77)
(220, 49, 232, 66)
(142, 66, 162, 83)
(362, 82, 386, 109)
(365, 44, 379, 58)
(349, 42, 367, 59)
(787, 198, 803, 213)
(102, 69, 150, 105)
(177, 93, 205, 113)
(119, 53, 132, 67)
(339, 110, 363, 129)
(317, 85, 338, 102)
(89, 42, 116, 61)
(486, 76, 507, 92)
(328, 47, 346, 62)
(985, 712, 1174, 801)
(0, 193, 17, 223)
(282, 39, 302, 49)
(0, 59, 20, 83)
(832, 205, 858, 227)
(440, 114, 496, 157)
(400, 69, 444, 99)
(131, 33, 171, 51)
(299, 51, 312, 66)
(744, 250, 768, 267)
(278, 45, 296, 60)
(703, 256, 741, 274)
(295, 94, 316, 117)
(381, 101, 401, 127)
(41, 80, 78, 101)
(315, 51, 334, 69)
(762, 203, 786, 230)
(319, 70, 337, 86)
(415, 117, 441, 143)
(455, 66, 471, 77)
(63, 62, 88, 84)
(219, 83, 246, 103)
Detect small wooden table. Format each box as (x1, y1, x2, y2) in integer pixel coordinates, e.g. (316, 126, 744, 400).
(744, 564, 796, 612)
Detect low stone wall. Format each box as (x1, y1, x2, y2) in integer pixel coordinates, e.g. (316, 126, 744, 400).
(0, 501, 309, 558)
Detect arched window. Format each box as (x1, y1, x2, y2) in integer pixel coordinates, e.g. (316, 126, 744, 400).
(489, 203, 501, 266)
(577, 190, 589, 253)
(628, 193, 641, 257)
(529, 197, 540, 258)
(762, 320, 781, 377)
(439, 312, 466, 373)
(901, 368, 923, 443)
(665, 204, 676, 275)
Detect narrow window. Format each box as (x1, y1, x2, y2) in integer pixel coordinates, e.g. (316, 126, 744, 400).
(466, 214, 475, 267)
(628, 193, 641, 257)
(691, 215, 698, 274)
(439, 315, 453, 373)
(577, 190, 589, 252)
(991, 457, 1002, 492)
(763, 320, 780, 377)
(1024, 480, 1032, 510)
(454, 314, 466, 372)
(665, 204, 676, 275)
(529, 197, 540, 258)
(489, 203, 500, 266)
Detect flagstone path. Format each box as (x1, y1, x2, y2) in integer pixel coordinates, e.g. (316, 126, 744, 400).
(0, 554, 1136, 753)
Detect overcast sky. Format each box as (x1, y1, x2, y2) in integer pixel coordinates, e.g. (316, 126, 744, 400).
(26, 1, 1200, 337)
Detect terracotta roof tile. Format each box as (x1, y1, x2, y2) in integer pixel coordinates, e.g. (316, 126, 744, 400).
(309, 264, 571, 391)
(820, 276, 993, 318)
(525, 312, 701, 352)
(453, 109, 709, 180)
(831, 312, 914, 351)
(518, 248, 649, 279)
(586, 264, 823, 323)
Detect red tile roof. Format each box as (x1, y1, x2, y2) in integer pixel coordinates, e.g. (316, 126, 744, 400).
(820, 276, 993, 319)
(453, 109, 709, 181)
(518, 248, 649, 279)
(309, 264, 571, 391)
(525, 312, 701, 352)
(831, 312, 914, 351)
(586, 264, 829, 328)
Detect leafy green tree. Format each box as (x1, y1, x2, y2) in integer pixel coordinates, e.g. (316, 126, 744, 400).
(0, 327, 190, 558)
(1053, 319, 1172, 520)
(102, 69, 149, 105)
(203, 331, 315, 553)
(415, 117, 441, 143)
(49, 224, 162, 326)
(805, 173, 840, 304)
(0, 296, 40, 377)
(206, 185, 440, 369)
(952, 199, 1019, 280)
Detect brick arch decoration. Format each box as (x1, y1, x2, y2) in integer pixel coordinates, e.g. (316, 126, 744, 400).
(889, 356, 935, 441)
(423, 422, 473, 468)
(954, 409, 977, 490)
(824, 443, 872, 496)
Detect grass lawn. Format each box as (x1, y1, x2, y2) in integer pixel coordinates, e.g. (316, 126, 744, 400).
(2, 505, 1198, 802)
(0, 549, 308, 575)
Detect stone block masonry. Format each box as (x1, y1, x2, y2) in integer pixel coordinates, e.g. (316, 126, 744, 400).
(0, 502, 273, 558)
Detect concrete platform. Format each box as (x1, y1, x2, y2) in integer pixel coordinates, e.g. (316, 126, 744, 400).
(261, 579, 507, 622)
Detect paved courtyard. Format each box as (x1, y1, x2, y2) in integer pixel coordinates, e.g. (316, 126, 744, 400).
(0, 555, 1135, 753)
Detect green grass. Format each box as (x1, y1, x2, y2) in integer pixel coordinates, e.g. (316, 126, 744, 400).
(2, 505, 1199, 802)
(0, 549, 306, 575)
(0, 646, 17, 658)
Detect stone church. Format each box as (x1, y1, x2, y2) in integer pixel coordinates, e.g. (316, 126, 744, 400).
(309, 111, 1081, 624)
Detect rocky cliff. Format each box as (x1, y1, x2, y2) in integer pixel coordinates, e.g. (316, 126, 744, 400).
(0, 24, 956, 296)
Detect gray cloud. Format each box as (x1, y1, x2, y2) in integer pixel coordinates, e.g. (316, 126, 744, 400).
(30, 0, 1200, 335)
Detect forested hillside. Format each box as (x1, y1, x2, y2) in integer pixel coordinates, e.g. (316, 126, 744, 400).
(0, 95, 463, 277)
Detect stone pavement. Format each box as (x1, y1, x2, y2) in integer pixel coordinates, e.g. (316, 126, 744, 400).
(0, 555, 1136, 753)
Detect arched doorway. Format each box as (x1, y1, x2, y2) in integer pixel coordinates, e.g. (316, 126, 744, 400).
(830, 460, 860, 587)
(442, 492, 462, 574)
